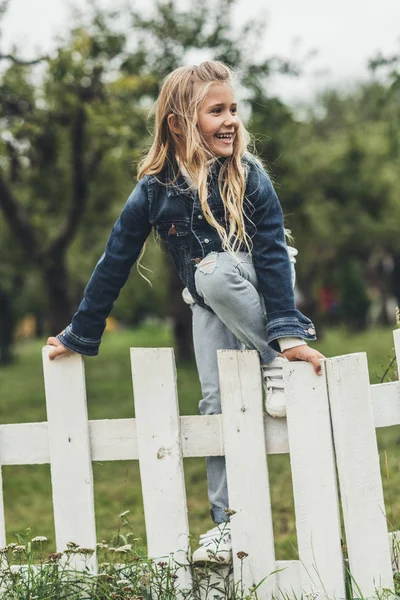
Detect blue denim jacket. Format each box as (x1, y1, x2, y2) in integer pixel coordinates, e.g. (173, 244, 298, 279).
(58, 155, 316, 355)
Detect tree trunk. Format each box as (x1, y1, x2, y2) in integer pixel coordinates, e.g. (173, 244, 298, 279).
(0, 287, 15, 365)
(168, 262, 194, 363)
(392, 253, 400, 307)
(42, 257, 74, 334)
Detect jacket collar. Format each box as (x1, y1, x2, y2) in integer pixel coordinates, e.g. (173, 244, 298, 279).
(163, 155, 226, 197)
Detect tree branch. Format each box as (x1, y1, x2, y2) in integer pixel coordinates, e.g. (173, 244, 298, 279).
(0, 53, 48, 65)
(50, 105, 89, 255)
(87, 147, 105, 181)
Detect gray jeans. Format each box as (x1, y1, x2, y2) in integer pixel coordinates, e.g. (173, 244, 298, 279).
(191, 251, 278, 524)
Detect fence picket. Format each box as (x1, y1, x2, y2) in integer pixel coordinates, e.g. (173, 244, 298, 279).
(285, 360, 346, 599)
(130, 347, 191, 591)
(326, 353, 394, 597)
(0, 462, 5, 548)
(394, 329, 400, 369)
(217, 349, 277, 599)
(42, 348, 97, 571)
(0, 337, 398, 597)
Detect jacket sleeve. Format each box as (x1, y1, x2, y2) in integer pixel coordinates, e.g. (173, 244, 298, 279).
(246, 160, 317, 344)
(57, 178, 152, 356)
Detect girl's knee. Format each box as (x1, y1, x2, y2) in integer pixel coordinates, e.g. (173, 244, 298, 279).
(195, 253, 234, 300)
(197, 252, 218, 275)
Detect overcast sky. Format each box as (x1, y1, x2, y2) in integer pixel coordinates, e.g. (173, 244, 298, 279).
(2, 0, 399, 105)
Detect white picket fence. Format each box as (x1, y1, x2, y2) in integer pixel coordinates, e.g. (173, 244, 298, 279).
(0, 331, 400, 599)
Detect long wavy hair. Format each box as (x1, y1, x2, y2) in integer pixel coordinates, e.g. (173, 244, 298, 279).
(138, 61, 253, 255)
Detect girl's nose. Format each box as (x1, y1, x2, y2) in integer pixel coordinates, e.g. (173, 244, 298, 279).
(223, 115, 236, 126)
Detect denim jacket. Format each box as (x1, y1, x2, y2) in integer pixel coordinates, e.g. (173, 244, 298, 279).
(58, 155, 316, 355)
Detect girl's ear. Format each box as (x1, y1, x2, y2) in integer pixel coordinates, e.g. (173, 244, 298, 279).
(167, 113, 180, 135)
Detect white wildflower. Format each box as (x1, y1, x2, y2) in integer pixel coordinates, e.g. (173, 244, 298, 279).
(96, 542, 109, 550)
(31, 536, 48, 544)
(114, 544, 132, 553)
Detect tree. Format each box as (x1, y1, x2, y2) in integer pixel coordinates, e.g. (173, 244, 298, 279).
(0, 0, 301, 361)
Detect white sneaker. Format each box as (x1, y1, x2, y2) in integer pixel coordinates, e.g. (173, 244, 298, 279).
(192, 523, 232, 564)
(262, 356, 287, 418)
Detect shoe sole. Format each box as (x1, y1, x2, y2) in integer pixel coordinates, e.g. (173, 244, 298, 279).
(266, 407, 287, 418)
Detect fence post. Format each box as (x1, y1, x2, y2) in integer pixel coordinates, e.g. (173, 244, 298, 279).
(284, 360, 346, 599)
(42, 348, 97, 572)
(218, 349, 277, 600)
(0, 458, 5, 549)
(394, 329, 400, 371)
(130, 347, 191, 591)
(326, 353, 394, 597)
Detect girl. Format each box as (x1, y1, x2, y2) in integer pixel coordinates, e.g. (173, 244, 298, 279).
(48, 61, 324, 564)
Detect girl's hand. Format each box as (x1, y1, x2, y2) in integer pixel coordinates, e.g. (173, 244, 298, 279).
(46, 336, 74, 361)
(282, 344, 325, 376)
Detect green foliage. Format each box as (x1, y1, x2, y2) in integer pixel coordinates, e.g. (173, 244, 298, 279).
(338, 260, 370, 330)
(0, 0, 297, 354)
(1, 0, 400, 353)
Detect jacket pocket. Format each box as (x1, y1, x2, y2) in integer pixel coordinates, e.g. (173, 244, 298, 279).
(156, 220, 190, 240)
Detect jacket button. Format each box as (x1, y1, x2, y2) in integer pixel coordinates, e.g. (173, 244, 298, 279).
(198, 215, 203, 219)
(204, 238, 210, 243)
(306, 328, 315, 335)
(192, 257, 201, 264)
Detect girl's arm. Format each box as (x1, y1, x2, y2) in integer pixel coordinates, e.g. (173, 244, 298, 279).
(247, 161, 317, 345)
(49, 178, 152, 359)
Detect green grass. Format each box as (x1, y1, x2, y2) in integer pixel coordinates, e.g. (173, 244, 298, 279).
(0, 323, 399, 560)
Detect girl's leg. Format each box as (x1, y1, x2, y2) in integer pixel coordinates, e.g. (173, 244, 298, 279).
(194, 252, 277, 365)
(191, 301, 241, 524)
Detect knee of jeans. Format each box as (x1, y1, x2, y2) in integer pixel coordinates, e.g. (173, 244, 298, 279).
(197, 252, 218, 275)
(195, 255, 231, 301)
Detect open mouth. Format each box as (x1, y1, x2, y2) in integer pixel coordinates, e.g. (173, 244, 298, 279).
(214, 133, 235, 144)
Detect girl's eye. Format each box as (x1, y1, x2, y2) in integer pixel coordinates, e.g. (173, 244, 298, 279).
(210, 107, 237, 114)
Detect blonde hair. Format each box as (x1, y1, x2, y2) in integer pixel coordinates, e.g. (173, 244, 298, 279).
(138, 61, 253, 255)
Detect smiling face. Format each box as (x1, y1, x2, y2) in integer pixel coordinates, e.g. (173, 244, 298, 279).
(197, 83, 239, 157)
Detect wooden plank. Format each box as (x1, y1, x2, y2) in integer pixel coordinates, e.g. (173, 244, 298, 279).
(326, 353, 394, 597)
(3, 376, 400, 468)
(42, 347, 97, 572)
(1, 422, 50, 465)
(264, 414, 290, 454)
(276, 560, 301, 598)
(180, 415, 223, 457)
(0, 414, 290, 466)
(130, 348, 191, 591)
(89, 418, 138, 461)
(285, 360, 346, 599)
(197, 560, 301, 600)
(394, 329, 400, 368)
(0, 453, 5, 547)
(370, 382, 400, 428)
(218, 349, 277, 599)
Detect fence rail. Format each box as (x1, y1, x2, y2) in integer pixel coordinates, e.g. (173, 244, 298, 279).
(0, 330, 399, 599)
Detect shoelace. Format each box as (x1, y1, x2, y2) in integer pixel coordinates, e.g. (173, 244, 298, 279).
(261, 366, 285, 393)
